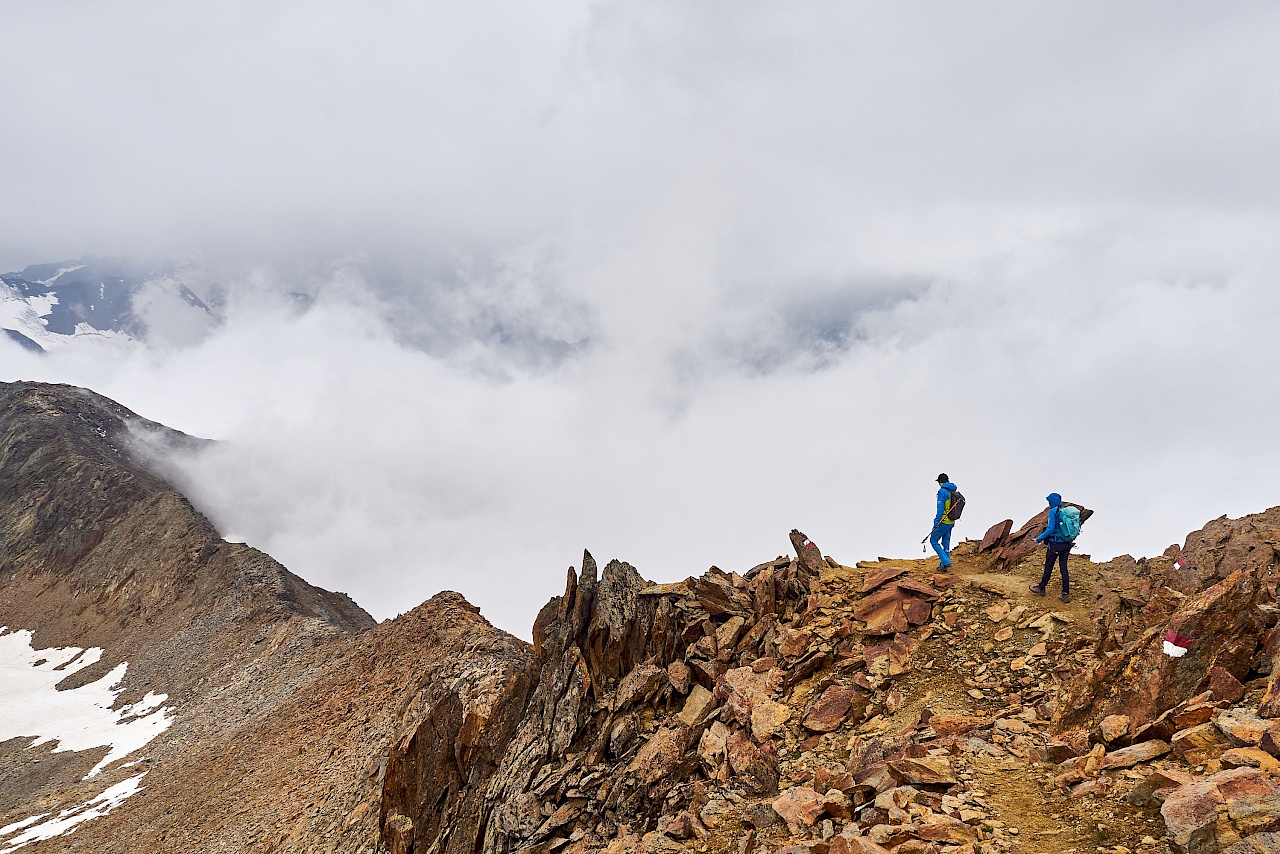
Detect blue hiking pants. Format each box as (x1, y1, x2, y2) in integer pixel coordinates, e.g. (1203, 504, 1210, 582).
(930, 524, 954, 567)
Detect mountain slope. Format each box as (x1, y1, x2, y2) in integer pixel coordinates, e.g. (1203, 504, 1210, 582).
(5, 380, 1280, 853)
(0, 381, 533, 853)
(0, 259, 214, 352)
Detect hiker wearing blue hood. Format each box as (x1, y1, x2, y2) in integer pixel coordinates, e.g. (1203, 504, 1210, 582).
(929, 474, 959, 568)
(1030, 492, 1073, 603)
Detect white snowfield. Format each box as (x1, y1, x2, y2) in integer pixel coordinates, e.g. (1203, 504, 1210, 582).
(0, 627, 173, 850)
(0, 284, 133, 353)
(0, 774, 145, 853)
(0, 628, 172, 777)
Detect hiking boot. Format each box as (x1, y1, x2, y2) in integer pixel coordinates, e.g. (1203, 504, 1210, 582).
(1028, 584, 1046, 597)
(1059, 592, 1071, 603)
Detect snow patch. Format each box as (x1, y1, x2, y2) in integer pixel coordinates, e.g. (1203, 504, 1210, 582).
(33, 264, 86, 286)
(0, 628, 172, 778)
(0, 773, 146, 852)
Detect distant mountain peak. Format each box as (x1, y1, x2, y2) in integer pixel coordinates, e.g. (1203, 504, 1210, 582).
(1, 257, 215, 353)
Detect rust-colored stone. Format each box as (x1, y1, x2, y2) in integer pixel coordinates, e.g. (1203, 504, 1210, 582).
(979, 519, 1013, 552)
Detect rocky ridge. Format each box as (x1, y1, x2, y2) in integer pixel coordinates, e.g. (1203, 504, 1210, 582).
(6, 381, 1280, 853)
(381, 511, 1280, 854)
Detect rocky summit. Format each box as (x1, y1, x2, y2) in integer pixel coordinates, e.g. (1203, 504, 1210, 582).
(3, 381, 1280, 853)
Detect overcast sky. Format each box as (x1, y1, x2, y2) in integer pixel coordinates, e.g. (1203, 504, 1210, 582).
(4, 2, 1280, 635)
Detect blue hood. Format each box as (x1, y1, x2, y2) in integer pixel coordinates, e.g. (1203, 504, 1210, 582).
(940, 482, 956, 493)
(1046, 493, 1062, 507)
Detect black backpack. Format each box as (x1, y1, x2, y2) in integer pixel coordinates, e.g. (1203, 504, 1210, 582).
(947, 491, 966, 521)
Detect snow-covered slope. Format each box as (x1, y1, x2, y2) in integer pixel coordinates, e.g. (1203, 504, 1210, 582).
(0, 259, 215, 353)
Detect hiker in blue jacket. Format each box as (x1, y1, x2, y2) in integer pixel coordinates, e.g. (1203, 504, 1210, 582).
(929, 474, 959, 568)
(1029, 492, 1073, 603)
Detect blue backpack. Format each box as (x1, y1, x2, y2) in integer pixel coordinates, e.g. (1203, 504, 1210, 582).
(1056, 505, 1083, 540)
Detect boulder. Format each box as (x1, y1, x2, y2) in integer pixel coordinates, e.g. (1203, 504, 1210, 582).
(830, 837, 893, 854)
(614, 664, 668, 710)
(1219, 709, 1274, 746)
(1128, 768, 1196, 807)
(1224, 832, 1280, 854)
(1099, 714, 1131, 743)
(716, 616, 748, 652)
(773, 786, 826, 831)
(1223, 748, 1280, 774)
(1173, 722, 1229, 765)
(791, 529, 827, 575)
(855, 585, 911, 636)
(821, 788, 853, 821)
(887, 756, 956, 787)
(780, 627, 813, 658)
(804, 685, 866, 733)
(697, 720, 730, 770)
(861, 565, 909, 594)
(727, 731, 779, 795)
(751, 698, 793, 740)
(1163, 768, 1280, 853)
(722, 665, 784, 725)
(1219, 767, 1280, 836)
(628, 726, 693, 786)
(916, 815, 978, 844)
(1161, 509, 1280, 595)
(678, 684, 717, 726)
(1162, 777, 1227, 854)
(1209, 666, 1249, 704)
(1097, 740, 1171, 770)
(864, 637, 912, 686)
(667, 660, 692, 695)
(1057, 566, 1268, 732)
(978, 519, 1013, 552)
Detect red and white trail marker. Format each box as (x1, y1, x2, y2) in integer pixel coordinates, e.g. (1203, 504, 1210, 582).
(1164, 630, 1191, 658)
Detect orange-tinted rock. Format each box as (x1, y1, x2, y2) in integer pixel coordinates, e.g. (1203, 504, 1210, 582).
(1097, 740, 1170, 770)
(791, 529, 827, 575)
(1163, 776, 1227, 853)
(989, 504, 1093, 572)
(1056, 566, 1267, 732)
(979, 519, 1014, 552)
(856, 585, 910, 636)
(772, 786, 825, 829)
(916, 815, 978, 843)
(1223, 831, 1280, 853)
(728, 731, 779, 795)
(887, 756, 956, 787)
(668, 659, 692, 695)
(894, 576, 941, 601)
(1128, 768, 1196, 807)
(1218, 709, 1273, 746)
(904, 597, 933, 626)
(930, 715, 988, 736)
(803, 685, 866, 733)
(860, 565, 909, 594)
(1207, 665, 1248, 704)
(628, 725, 693, 786)
(1173, 722, 1228, 764)
(1099, 715, 1131, 743)
(1222, 747, 1280, 774)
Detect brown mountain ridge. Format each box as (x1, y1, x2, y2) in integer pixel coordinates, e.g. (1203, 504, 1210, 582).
(2, 380, 1280, 854)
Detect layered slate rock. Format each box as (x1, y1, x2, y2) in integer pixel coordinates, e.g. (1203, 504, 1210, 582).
(979, 503, 1094, 572)
(386, 534, 824, 853)
(1056, 566, 1270, 732)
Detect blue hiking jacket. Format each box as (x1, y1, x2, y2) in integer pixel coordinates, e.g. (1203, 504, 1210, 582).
(934, 482, 958, 527)
(1036, 493, 1063, 543)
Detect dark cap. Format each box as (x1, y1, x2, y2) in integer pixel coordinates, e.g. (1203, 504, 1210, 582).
(936, 473, 949, 483)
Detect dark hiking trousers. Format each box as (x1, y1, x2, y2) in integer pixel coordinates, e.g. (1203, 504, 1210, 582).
(1039, 540, 1072, 594)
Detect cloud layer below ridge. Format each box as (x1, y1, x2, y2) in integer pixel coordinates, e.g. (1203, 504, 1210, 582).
(4, 3, 1280, 632)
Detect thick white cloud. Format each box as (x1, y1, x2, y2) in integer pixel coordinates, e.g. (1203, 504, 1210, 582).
(4, 3, 1280, 634)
